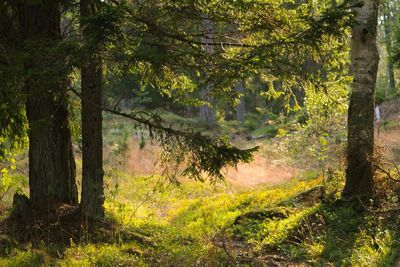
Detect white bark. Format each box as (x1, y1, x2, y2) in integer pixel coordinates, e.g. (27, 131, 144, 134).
(344, 0, 380, 200)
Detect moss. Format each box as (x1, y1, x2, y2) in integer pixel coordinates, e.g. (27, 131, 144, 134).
(2, 174, 400, 266)
(0, 249, 45, 267)
(59, 244, 145, 267)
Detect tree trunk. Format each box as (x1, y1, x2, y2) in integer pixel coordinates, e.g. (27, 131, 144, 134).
(18, 0, 78, 205)
(199, 15, 216, 128)
(343, 0, 380, 201)
(199, 85, 216, 127)
(382, 0, 396, 93)
(80, 0, 105, 220)
(235, 82, 246, 123)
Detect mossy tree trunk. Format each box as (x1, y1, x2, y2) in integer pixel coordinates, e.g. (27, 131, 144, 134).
(80, 0, 105, 220)
(343, 0, 380, 201)
(18, 0, 78, 205)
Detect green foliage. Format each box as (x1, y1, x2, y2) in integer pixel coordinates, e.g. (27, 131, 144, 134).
(303, 205, 400, 266)
(59, 244, 144, 267)
(2, 172, 400, 266)
(393, 9, 400, 67)
(232, 205, 321, 250)
(97, 0, 357, 109)
(0, 149, 27, 203)
(102, 172, 400, 266)
(0, 249, 44, 267)
(375, 78, 399, 103)
(252, 124, 279, 138)
(103, 175, 323, 265)
(104, 108, 258, 183)
(1, 0, 398, 265)
(0, 2, 27, 157)
(287, 74, 350, 174)
(1, 0, 358, 189)
(242, 114, 261, 131)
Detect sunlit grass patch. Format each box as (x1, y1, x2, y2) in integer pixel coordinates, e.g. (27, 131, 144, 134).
(233, 204, 322, 251)
(263, 204, 400, 266)
(102, 176, 324, 265)
(58, 243, 145, 267)
(3, 172, 400, 266)
(0, 248, 45, 267)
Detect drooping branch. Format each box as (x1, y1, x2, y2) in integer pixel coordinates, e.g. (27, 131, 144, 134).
(70, 88, 258, 182)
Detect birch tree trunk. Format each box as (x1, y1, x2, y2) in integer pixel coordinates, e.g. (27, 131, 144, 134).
(343, 0, 380, 201)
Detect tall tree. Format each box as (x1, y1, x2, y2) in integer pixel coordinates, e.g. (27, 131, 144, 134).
(343, 0, 380, 201)
(382, 0, 396, 92)
(17, 0, 78, 205)
(0, 0, 357, 212)
(199, 15, 216, 127)
(80, 0, 105, 220)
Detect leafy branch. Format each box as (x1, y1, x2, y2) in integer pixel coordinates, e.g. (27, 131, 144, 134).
(71, 88, 258, 183)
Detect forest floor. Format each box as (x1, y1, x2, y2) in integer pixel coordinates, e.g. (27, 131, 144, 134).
(1, 108, 400, 266)
(2, 174, 400, 266)
(378, 97, 400, 160)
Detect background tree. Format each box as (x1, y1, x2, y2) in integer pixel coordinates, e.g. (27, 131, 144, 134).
(392, 0, 400, 68)
(0, 0, 357, 218)
(199, 15, 217, 127)
(380, 0, 397, 93)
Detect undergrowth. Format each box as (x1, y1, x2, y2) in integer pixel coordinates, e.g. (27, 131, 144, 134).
(1, 174, 400, 266)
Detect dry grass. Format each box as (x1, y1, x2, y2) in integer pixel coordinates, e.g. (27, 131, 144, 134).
(120, 136, 296, 189)
(376, 129, 400, 162)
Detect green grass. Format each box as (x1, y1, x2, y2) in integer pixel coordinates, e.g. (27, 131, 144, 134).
(100, 174, 400, 266)
(101, 176, 324, 266)
(0, 249, 44, 267)
(1, 174, 400, 266)
(2, 144, 400, 267)
(251, 124, 279, 138)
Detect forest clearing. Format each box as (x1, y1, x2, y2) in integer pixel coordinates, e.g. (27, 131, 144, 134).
(1, 0, 400, 266)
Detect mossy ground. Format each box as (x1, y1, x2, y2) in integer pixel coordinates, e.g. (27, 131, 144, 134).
(1, 173, 400, 266)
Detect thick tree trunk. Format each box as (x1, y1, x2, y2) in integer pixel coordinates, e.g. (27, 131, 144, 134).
(235, 82, 246, 123)
(343, 0, 380, 201)
(80, 0, 105, 220)
(18, 0, 78, 205)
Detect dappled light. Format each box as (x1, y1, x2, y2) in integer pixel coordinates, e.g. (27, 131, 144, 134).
(1, 0, 400, 265)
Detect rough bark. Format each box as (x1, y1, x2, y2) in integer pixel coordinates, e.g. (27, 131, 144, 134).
(235, 82, 246, 123)
(343, 0, 380, 201)
(18, 0, 78, 205)
(80, 0, 105, 220)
